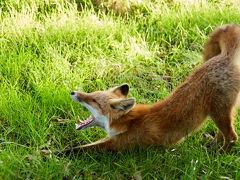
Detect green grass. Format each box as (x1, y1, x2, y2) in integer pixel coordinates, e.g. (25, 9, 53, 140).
(1, 0, 240, 179)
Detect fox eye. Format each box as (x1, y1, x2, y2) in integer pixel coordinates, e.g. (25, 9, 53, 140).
(92, 99, 96, 103)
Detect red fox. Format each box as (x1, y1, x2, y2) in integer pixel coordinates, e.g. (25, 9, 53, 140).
(55, 24, 240, 155)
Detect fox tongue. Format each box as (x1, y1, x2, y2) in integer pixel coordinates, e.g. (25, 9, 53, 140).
(78, 116, 83, 123)
(75, 114, 94, 130)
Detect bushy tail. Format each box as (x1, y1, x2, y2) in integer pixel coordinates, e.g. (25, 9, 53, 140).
(203, 24, 240, 62)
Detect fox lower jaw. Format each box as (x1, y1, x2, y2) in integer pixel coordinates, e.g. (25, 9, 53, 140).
(79, 105, 120, 138)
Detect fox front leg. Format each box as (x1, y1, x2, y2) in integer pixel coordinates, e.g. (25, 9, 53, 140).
(54, 137, 116, 156)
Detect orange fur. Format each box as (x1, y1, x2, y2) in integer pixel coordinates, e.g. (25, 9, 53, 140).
(56, 24, 240, 155)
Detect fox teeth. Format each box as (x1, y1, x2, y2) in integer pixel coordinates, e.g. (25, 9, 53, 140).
(75, 123, 79, 128)
(75, 114, 95, 131)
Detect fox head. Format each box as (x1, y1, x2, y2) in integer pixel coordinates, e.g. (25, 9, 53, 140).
(71, 84, 136, 136)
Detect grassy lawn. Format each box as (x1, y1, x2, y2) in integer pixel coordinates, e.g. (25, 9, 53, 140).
(1, 0, 240, 179)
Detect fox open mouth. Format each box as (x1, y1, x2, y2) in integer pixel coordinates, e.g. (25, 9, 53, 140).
(75, 114, 95, 130)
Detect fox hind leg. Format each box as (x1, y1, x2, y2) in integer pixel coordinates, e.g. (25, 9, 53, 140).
(210, 108, 238, 152)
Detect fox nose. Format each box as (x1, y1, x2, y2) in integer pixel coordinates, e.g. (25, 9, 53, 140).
(71, 91, 75, 95)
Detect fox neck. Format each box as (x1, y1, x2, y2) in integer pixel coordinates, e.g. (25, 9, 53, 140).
(109, 104, 152, 134)
(94, 115, 118, 138)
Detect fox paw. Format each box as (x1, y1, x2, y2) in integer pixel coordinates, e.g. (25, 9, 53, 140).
(40, 149, 52, 154)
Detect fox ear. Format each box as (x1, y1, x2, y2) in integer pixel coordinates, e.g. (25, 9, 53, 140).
(110, 98, 136, 113)
(112, 84, 130, 98)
